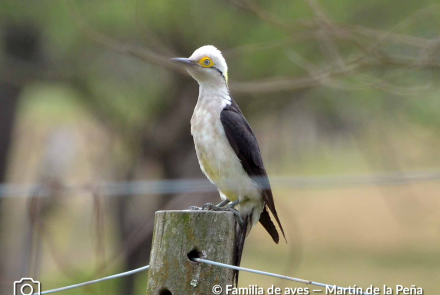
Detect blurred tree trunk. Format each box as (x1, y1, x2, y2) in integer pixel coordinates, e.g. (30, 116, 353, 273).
(0, 83, 18, 183)
(0, 83, 20, 189)
(0, 23, 41, 292)
(0, 81, 20, 293)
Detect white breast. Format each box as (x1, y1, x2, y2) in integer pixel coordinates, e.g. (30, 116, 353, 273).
(190, 94, 262, 206)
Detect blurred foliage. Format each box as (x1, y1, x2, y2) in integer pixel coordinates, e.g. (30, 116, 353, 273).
(1, 0, 440, 294)
(1, 0, 439, 135)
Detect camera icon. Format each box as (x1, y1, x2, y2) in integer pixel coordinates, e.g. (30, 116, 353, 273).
(13, 278, 41, 295)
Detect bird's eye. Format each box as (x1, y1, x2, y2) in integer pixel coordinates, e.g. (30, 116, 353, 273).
(199, 56, 215, 68)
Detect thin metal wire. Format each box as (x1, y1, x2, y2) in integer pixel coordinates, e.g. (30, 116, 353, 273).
(2, 168, 440, 198)
(32, 265, 150, 295)
(28, 258, 376, 294)
(193, 258, 373, 295)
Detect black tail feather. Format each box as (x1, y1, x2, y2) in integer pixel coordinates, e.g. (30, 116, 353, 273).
(262, 190, 287, 243)
(259, 206, 279, 244)
(234, 213, 249, 286)
(233, 206, 282, 285)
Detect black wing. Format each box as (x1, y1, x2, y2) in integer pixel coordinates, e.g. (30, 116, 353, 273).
(220, 99, 286, 242)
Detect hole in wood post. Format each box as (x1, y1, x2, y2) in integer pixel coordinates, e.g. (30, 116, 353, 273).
(187, 248, 202, 262)
(158, 288, 172, 295)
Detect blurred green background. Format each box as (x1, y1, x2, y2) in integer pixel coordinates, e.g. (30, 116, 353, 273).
(1, 0, 439, 294)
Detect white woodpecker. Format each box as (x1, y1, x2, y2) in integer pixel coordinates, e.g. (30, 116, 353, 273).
(172, 45, 286, 284)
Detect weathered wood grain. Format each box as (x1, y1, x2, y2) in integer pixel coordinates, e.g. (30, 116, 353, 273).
(146, 210, 237, 295)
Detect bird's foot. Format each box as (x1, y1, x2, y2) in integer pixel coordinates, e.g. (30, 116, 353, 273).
(201, 203, 217, 210)
(227, 200, 240, 209)
(189, 200, 243, 226)
(203, 204, 244, 226)
(224, 206, 244, 227)
(199, 199, 230, 211)
(188, 200, 226, 211)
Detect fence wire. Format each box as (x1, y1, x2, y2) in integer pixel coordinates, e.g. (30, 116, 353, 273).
(193, 258, 373, 295)
(31, 258, 375, 295)
(3, 168, 440, 198)
(32, 265, 150, 295)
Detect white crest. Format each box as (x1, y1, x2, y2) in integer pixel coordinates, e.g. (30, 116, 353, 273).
(187, 45, 228, 86)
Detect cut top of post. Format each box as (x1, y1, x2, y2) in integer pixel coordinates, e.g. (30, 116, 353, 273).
(146, 210, 238, 295)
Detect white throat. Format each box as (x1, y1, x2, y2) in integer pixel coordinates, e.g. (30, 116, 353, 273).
(198, 81, 231, 106)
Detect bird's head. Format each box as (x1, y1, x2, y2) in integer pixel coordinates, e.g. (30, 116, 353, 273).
(171, 45, 228, 87)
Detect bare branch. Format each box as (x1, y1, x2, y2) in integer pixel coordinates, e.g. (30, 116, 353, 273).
(67, 0, 183, 72)
(41, 0, 438, 96)
(284, 49, 366, 91)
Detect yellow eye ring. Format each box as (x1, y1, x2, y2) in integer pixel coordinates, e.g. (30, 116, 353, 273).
(199, 56, 215, 68)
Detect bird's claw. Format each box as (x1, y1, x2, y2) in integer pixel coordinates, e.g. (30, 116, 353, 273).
(202, 203, 216, 210)
(188, 203, 243, 226)
(216, 206, 244, 226)
(230, 208, 244, 227)
(189, 203, 221, 211)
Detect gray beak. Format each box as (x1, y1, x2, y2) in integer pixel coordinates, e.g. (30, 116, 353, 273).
(171, 57, 196, 66)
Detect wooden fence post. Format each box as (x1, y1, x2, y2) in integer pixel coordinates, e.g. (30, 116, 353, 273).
(146, 210, 237, 295)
